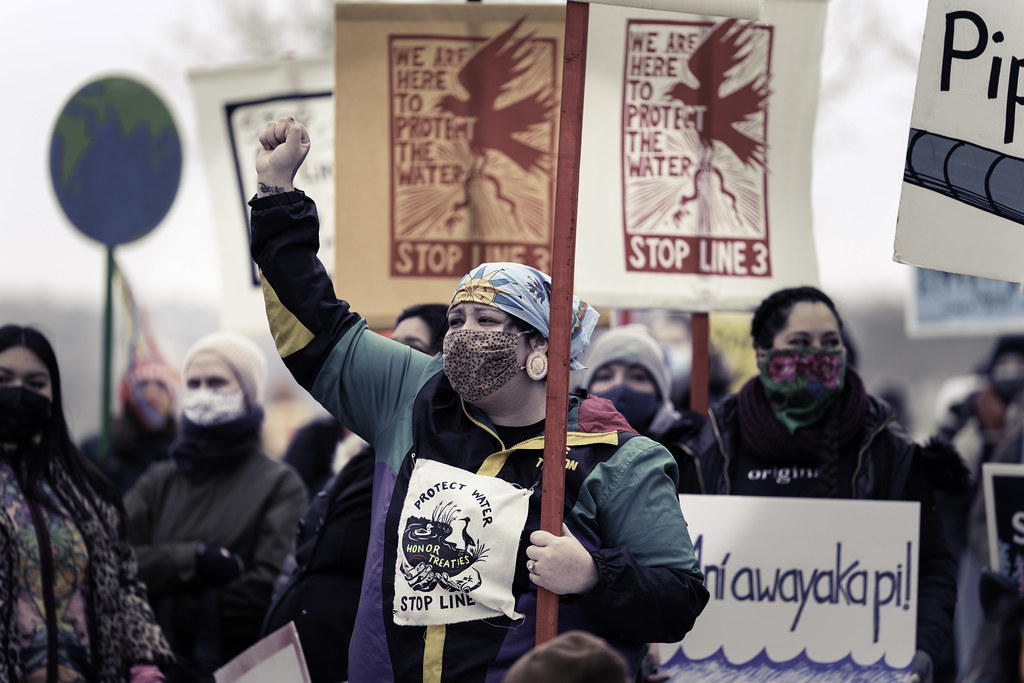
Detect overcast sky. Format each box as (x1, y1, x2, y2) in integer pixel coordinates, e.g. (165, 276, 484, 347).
(2, 0, 929, 314)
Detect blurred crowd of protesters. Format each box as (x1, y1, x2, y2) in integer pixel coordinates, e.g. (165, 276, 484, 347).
(933, 335, 1024, 682)
(17, 286, 1024, 683)
(9, 116, 1024, 683)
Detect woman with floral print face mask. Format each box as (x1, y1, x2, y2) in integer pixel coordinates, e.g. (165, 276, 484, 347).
(0, 325, 173, 683)
(682, 286, 963, 683)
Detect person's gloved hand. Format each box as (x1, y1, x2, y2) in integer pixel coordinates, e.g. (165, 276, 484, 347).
(906, 650, 933, 683)
(195, 543, 245, 586)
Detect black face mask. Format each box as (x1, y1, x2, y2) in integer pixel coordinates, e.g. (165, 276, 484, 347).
(993, 378, 1024, 404)
(0, 386, 52, 446)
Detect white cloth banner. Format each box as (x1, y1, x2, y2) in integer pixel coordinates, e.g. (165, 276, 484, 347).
(188, 57, 334, 335)
(393, 458, 529, 625)
(660, 495, 918, 681)
(574, 0, 827, 313)
(895, 0, 1024, 284)
(582, 0, 762, 18)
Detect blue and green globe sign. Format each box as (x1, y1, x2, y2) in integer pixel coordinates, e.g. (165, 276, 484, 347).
(49, 76, 182, 247)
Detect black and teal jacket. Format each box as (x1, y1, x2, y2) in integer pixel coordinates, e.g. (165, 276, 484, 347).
(250, 191, 709, 683)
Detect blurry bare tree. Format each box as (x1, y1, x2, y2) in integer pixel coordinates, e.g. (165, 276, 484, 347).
(819, 1, 926, 104)
(171, 0, 335, 64)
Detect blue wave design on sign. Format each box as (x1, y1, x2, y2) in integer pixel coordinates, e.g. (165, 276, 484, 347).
(660, 647, 910, 682)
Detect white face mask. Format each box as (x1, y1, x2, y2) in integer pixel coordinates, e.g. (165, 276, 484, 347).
(182, 389, 246, 426)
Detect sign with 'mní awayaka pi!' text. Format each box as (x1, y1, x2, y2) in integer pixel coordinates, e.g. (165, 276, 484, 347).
(660, 495, 919, 682)
(895, 0, 1024, 284)
(574, 0, 827, 314)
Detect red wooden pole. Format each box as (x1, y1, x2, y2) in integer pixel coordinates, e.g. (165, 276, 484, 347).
(690, 312, 710, 417)
(537, 0, 589, 646)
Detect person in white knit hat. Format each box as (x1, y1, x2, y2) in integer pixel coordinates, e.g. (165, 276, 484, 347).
(124, 331, 308, 683)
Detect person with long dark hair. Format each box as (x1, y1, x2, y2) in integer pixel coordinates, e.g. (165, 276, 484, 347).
(0, 324, 173, 682)
(683, 286, 964, 683)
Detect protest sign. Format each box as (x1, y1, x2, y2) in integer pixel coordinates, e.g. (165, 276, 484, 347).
(895, 0, 1024, 284)
(573, 0, 828, 313)
(660, 495, 918, 681)
(908, 268, 1024, 337)
(982, 462, 1024, 585)
(189, 57, 333, 335)
(581, 0, 760, 16)
(334, 4, 565, 328)
(214, 622, 311, 683)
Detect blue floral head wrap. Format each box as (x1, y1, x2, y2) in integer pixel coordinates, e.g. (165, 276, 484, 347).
(449, 262, 600, 370)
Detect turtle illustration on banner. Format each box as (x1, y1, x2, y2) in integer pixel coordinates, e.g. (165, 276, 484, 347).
(400, 501, 488, 595)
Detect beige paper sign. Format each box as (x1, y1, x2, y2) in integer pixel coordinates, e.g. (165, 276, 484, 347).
(574, 0, 828, 312)
(214, 622, 311, 683)
(335, 4, 566, 328)
(894, 0, 1024, 284)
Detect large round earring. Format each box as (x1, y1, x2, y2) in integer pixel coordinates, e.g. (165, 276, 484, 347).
(525, 350, 548, 381)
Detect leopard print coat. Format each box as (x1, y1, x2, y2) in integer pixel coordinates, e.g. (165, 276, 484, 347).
(0, 461, 174, 682)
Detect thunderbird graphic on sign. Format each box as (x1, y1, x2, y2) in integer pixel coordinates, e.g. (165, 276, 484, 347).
(665, 19, 770, 234)
(435, 18, 557, 234)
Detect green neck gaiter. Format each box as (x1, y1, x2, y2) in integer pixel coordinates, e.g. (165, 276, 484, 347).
(757, 347, 846, 434)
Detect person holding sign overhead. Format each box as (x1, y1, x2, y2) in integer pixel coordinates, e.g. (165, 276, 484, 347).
(246, 115, 708, 682)
(682, 286, 963, 683)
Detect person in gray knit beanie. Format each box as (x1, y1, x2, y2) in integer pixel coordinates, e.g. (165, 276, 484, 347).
(580, 324, 681, 437)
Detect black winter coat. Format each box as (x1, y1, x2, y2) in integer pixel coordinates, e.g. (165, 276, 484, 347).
(682, 392, 959, 665)
(261, 446, 374, 682)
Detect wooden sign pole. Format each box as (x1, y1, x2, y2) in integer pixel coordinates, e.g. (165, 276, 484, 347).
(537, 0, 589, 646)
(690, 312, 710, 417)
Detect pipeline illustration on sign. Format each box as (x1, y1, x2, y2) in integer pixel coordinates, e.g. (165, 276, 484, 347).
(904, 128, 1024, 226)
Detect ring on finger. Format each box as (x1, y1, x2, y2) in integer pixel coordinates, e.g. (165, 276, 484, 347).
(527, 560, 535, 573)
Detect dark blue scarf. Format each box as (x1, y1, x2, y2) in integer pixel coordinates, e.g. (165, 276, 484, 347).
(169, 407, 264, 475)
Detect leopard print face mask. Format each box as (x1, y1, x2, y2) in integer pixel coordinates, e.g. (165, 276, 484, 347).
(442, 329, 524, 404)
